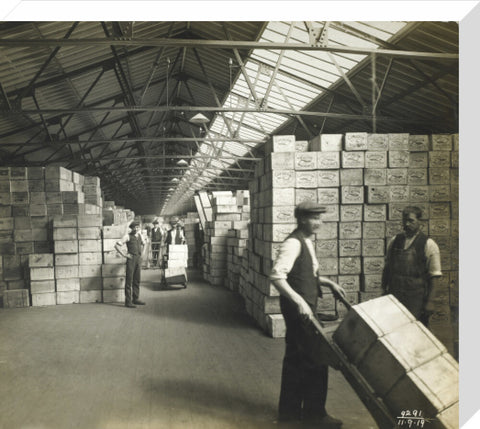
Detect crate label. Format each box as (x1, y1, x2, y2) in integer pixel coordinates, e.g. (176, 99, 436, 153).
(317, 170, 339, 187)
(341, 187, 364, 204)
(363, 222, 386, 239)
(409, 135, 430, 151)
(342, 151, 365, 168)
(339, 222, 362, 239)
(387, 169, 407, 185)
(295, 152, 317, 170)
(431, 134, 452, 151)
(345, 133, 368, 151)
(388, 151, 409, 167)
(317, 188, 339, 204)
(409, 152, 428, 168)
(316, 240, 338, 257)
(364, 169, 386, 185)
(339, 240, 361, 256)
(339, 257, 361, 274)
(365, 151, 387, 168)
(364, 205, 386, 221)
(388, 133, 409, 150)
(367, 134, 388, 151)
(341, 205, 363, 222)
(295, 171, 318, 188)
(317, 152, 340, 169)
(409, 186, 429, 202)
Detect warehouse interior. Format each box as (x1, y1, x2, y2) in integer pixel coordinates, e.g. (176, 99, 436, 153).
(0, 20, 460, 429)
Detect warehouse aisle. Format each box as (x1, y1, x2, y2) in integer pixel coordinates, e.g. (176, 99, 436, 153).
(0, 269, 376, 429)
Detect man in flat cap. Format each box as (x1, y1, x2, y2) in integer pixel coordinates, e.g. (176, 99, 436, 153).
(150, 220, 164, 267)
(115, 222, 146, 308)
(165, 216, 186, 246)
(270, 201, 346, 427)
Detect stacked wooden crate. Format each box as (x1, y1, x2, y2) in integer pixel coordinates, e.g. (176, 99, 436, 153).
(102, 224, 129, 303)
(28, 253, 56, 306)
(77, 215, 104, 304)
(83, 176, 103, 214)
(102, 203, 133, 226)
(183, 213, 200, 268)
(202, 192, 240, 286)
(225, 219, 249, 293)
(243, 133, 458, 340)
(334, 295, 458, 428)
(53, 215, 80, 305)
(224, 190, 250, 292)
(0, 165, 131, 308)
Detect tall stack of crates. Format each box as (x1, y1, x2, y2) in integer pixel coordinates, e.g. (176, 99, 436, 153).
(28, 253, 56, 306)
(83, 176, 103, 214)
(202, 192, 240, 286)
(77, 215, 104, 304)
(200, 191, 251, 287)
(243, 133, 458, 342)
(103, 203, 133, 226)
(53, 215, 80, 305)
(224, 190, 250, 292)
(183, 213, 200, 268)
(0, 165, 132, 308)
(102, 224, 130, 303)
(225, 220, 249, 293)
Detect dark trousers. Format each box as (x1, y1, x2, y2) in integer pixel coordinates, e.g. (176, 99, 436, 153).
(278, 297, 329, 422)
(125, 255, 141, 304)
(152, 243, 161, 265)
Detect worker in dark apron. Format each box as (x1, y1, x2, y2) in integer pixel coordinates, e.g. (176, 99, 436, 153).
(150, 220, 163, 267)
(270, 202, 346, 427)
(115, 222, 146, 308)
(382, 206, 442, 325)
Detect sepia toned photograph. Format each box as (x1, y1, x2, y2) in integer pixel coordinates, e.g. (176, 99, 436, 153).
(0, 2, 474, 428)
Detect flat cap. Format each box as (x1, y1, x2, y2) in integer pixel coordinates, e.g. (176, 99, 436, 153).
(153, 220, 159, 224)
(294, 201, 327, 218)
(129, 221, 139, 228)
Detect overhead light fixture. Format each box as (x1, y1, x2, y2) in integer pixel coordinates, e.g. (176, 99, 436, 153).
(168, 187, 174, 191)
(189, 113, 209, 125)
(171, 178, 179, 183)
(177, 159, 189, 167)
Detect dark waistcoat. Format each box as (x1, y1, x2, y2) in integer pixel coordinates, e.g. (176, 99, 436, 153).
(126, 234, 143, 256)
(388, 231, 428, 292)
(286, 229, 318, 306)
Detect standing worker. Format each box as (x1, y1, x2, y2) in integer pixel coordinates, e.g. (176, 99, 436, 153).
(165, 216, 186, 246)
(150, 220, 163, 267)
(382, 205, 442, 326)
(270, 202, 345, 427)
(115, 222, 146, 308)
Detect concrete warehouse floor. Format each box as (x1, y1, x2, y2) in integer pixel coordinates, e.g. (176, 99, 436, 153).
(0, 269, 376, 429)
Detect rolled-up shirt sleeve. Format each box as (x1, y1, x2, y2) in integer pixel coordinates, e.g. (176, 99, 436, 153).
(269, 238, 301, 281)
(426, 238, 442, 277)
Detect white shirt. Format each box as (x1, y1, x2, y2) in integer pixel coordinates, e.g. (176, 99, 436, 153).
(169, 227, 185, 244)
(386, 233, 442, 278)
(270, 235, 319, 281)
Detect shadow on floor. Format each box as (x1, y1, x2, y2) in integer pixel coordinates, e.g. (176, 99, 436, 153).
(142, 377, 279, 428)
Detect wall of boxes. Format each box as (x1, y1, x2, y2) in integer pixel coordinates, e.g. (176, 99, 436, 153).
(201, 191, 250, 286)
(183, 212, 202, 268)
(235, 134, 458, 348)
(0, 166, 134, 308)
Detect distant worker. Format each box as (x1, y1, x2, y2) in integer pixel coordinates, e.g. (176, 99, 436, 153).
(270, 202, 345, 427)
(115, 222, 146, 308)
(150, 220, 164, 267)
(382, 206, 442, 326)
(165, 216, 186, 246)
